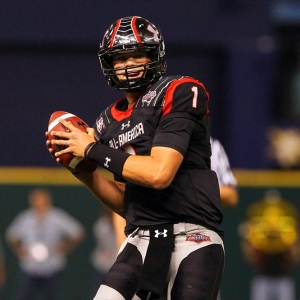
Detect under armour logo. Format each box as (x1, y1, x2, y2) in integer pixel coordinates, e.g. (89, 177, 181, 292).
(154, 229, 168, 238)
(77, 121, 87, 130)
(104, 157, 111, 168)
(121, 121, 130, 130)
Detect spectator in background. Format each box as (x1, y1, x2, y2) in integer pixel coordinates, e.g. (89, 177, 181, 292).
(0, 237, 6, 294)
(210, 137, 239, 207)
(239, 189, 300, 300)
(89, 207, 118, 297)
(5, 188, 85, 300)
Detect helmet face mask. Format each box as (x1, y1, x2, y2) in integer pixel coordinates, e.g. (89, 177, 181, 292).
(98, 16, 167, 92)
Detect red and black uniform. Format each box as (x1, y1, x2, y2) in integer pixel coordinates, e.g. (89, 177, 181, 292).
(93, 75, 223, 238)
(91, 76, 225, 300)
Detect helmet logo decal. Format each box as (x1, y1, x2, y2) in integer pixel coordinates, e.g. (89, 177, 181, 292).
(146, 24, 159, 42)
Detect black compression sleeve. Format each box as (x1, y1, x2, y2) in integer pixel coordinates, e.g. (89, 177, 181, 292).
(86, 142, 130, 177)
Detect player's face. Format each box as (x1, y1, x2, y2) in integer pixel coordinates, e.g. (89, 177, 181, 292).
(29, 191, 52, 213)
(112, 50, 151, 81)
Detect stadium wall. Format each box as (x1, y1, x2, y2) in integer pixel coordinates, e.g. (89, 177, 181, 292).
(0, 168, 300, 300)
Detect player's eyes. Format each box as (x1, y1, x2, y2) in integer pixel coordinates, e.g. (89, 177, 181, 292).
(113, 52, 148, 63)
(114, 56, 127, 62)
(133, 54, 143, 58)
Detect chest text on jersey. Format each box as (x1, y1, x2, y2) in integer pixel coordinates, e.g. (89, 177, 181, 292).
(108, 122, 145, 149)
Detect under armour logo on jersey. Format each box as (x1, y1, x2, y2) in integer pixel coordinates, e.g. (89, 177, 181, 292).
(104, 157, 111, 168)
(121, 121, 130, 130)
(154, 229, 168, 238)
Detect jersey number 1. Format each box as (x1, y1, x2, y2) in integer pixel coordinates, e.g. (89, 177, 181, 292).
(191, 86, 198, 108)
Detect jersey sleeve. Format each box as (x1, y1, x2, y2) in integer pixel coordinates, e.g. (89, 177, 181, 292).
(152, 78, 210, 156)
(162, 77, 209, 118)
(152, 114, 199, 155)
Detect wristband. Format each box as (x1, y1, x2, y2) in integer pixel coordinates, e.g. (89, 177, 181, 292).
(86, 142, 130, 177)
(84, 142, 96, 158)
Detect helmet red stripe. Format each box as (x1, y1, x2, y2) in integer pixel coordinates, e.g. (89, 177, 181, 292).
(109, 19, 121, 48)
(131, 17, 142, 43)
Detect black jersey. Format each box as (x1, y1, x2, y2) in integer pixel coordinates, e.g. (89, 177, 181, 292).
(93, 76, 223, 237)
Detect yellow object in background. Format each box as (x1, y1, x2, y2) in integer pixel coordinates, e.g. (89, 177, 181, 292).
(242, 190, 299, 254)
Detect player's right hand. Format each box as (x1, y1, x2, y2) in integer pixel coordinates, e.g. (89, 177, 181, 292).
(45, 131, 61, 164)
(45, 131, 83, 174)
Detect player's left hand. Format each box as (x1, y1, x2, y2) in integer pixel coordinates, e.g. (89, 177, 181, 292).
(50, 119, 96, 158)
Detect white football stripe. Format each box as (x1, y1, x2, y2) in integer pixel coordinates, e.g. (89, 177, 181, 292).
(48, 113, 75, 131)
(69, 156, 84, 169)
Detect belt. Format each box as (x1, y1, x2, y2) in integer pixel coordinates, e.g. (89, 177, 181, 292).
(133, 222, 204, 237)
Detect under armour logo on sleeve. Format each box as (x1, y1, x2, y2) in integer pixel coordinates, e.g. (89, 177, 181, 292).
(154, 229, 168, 238)
(104, 157, 111, 168)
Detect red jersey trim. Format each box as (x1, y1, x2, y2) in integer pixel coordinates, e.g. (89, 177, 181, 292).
(109, 19, 121, 48)
(131, 17, 142, 43)
(162, 78, 210, 117)
(111, 99, 134, 121)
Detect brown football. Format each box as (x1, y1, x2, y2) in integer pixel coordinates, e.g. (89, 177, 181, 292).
(48, 111, 97, 173)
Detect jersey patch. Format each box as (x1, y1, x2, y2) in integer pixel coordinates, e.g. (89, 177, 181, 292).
(142, 90, 157, 105)
(96, 117, 105, 134)
(185, 234, 211, 244)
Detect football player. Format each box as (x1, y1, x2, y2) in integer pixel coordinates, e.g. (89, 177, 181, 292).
(46, 16, 224, 300)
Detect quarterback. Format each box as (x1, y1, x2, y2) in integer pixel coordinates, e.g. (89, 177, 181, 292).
(46, 16, 224, 300)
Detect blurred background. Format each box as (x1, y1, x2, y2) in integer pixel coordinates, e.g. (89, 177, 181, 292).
(2, 0, 300, 169)
(1, 0, 300, 299)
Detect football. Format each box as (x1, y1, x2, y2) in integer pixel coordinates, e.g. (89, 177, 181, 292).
(48, 111, 97, 173)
